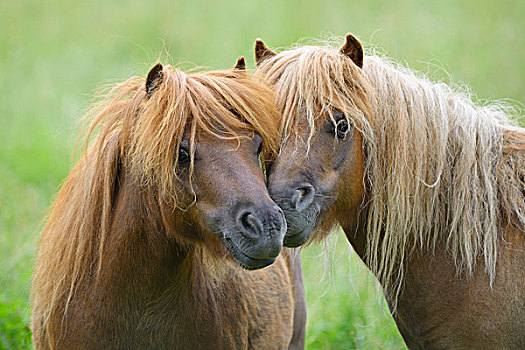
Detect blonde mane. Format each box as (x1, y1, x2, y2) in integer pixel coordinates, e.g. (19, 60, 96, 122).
(32, 66, 280, 337)
(257, 42, 525, 305)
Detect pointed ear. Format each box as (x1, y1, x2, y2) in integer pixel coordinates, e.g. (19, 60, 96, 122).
(234, 56, 246, 70)
(255, 39, 277, 66)
(146, 63, 164, 98)
(340, 33, 363, 68)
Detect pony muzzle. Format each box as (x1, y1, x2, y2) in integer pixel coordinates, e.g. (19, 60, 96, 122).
(268, 180, 321, 247)
(224, 204, 287, 269)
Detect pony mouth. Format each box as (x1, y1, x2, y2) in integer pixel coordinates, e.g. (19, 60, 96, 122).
(222, 237, 276, 270)
(282, 204, 320, 247)
(283, 225, 314, 247)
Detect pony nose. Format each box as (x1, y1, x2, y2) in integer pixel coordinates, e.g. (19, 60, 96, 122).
(237, 205, 286, 238)
(236, 205, 286, 258)
(291, 183, 315, 212)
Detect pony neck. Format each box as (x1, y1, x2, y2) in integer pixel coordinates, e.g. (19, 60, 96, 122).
(355, 55, 524, 304)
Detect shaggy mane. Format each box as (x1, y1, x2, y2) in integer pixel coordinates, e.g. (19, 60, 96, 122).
(32, 66, 281, 336)
(257, 41, 525, 305)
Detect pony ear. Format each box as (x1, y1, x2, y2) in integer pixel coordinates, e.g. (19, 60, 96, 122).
(340, 33, 364, 68)
(146, 63, 164, 98)
(255, 39, 277, 66)
(234, 56, 246, 70)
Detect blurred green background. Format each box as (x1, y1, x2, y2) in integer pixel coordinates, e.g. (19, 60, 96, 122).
(1, 0, 523, 348)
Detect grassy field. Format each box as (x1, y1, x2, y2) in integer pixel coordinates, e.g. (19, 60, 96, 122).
(1, 0, 523, 348)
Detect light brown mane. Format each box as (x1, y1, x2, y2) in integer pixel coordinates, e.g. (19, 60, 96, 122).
(257, 41, 525, 305)
(31, 66, 281, 339)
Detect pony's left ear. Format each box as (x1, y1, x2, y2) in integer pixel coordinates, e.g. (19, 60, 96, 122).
(234, 56, 246, 70)
(340, 33, 363, 68)
(146, 63, 164, 98)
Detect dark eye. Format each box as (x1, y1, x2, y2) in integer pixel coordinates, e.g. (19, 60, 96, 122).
(336, 118, 350, 139)
(177, 147, 190, 165)
(257, 141, 263, 156)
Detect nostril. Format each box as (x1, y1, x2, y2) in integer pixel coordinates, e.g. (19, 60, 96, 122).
(291, 183, 315, 212)
(238, 211, 264, 238)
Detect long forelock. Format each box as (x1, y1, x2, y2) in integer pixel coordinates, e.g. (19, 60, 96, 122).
(85, 66, 282, 200)
(257, 45, 373, 150)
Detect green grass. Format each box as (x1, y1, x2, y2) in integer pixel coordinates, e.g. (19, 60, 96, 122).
(301, 235, 404, 349)
(1, 0, 523, 348)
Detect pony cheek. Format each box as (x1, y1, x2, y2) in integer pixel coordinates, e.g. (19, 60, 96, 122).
(330, 137, 355, 171)
(191, 200, 228, 237)
(159, 201, 206, 243)
(318, 170, 339, 197)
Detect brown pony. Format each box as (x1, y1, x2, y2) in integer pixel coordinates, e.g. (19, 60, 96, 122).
(255, 35, 525, 348)
(31, 58, 306, 349)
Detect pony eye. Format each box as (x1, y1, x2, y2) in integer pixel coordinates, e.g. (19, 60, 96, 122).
(178, 147, 190, 165)
(257, 141, 263, 156)
(336, 119, 350, 139)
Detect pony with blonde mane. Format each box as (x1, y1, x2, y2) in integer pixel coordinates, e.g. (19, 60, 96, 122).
(31, 59, 306, 349)
(256, 35, 525, 348)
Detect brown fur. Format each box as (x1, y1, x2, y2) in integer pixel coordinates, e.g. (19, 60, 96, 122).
(31, 63, 306, 349)
(257, 35, 525, 348)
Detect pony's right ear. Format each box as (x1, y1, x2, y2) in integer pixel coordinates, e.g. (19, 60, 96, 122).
(255, 39, 277, 66)
(340, 33, 364, 68)
(234, 56, 246, 70)
(146, 63, 164, 98)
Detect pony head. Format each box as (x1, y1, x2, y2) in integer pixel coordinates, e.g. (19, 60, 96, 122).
(76, 60, 286, 270)
(255, 34, 372, 247)
(140, 62, 287, 269)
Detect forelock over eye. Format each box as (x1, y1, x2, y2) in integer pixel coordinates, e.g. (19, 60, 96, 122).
(336, 118, 350, 139)
(328, 111, 352, 139)
(177, 147, 190, 165)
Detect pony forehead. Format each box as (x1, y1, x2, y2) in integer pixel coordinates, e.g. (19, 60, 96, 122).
(259, 44, 366, 101)
(148, 66, 281, 143)
(163, 66, 275, 107)
(260, 45, 348, 81)
(256, 42, 371, 137)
